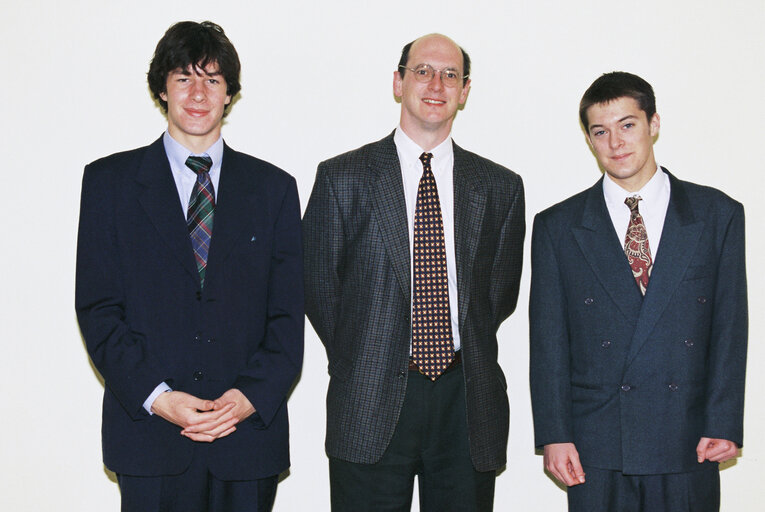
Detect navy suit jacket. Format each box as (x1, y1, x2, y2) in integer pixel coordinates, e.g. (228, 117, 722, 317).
(76, 136, 304, 479)
(529, 169, 747, 475)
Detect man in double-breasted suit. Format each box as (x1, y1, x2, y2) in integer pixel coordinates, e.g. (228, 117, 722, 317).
(529, 72, 747, 511)
(75, 21, 303, 511)
(303, 34, 525, 511)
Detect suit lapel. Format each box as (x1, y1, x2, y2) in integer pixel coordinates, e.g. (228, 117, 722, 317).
(202, 144, 259, 291)
(624, 171, 703, 367)
(453, 143, 486, 328)
(369, 134, 412, 302)
(136, 137, 199, 282)
(572, 179, 644, 323)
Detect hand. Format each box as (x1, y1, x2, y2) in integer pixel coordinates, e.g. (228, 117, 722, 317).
(544, 443, 586, 487)
(697, 437, 739, 463)
(151, 390, 236, 443)
(180, 388, 256, 442)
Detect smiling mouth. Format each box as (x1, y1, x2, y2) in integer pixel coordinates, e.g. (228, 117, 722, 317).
(612, 153, 632, 161)
(423, 99, 446, 105)
(185, 108, 209, 116)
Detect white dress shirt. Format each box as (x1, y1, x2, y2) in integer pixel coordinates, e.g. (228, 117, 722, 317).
(394, 127, 461, 352)
(603, 166, 671, 258)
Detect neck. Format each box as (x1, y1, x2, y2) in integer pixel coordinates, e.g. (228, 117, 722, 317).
(167, 126, 222, 154)
(399, 120, 452, 152)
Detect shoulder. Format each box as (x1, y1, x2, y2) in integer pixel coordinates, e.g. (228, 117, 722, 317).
(672, 175, 743, 213)
(317, 134, 395, 177)
(85, 140, 157, 175)
(224, 144, 296, 187)
(535, 185, 593, 226)
(453, 143, 522, 185)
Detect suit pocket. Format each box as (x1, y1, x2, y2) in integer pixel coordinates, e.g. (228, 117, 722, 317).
(683, 264, 714, 281)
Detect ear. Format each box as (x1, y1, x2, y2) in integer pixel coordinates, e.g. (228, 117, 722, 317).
(225, 94, 232, 105)
(649, 113, 660, 137)
(458, 78, 471, 105)
(393, 70, 403, 98)
(159, 91, 168, 102)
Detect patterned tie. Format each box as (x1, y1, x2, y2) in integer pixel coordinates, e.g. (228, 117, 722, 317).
(186, 155, 215, 287)
(624, 195, 652, 295)
(411, 152, 455, 380)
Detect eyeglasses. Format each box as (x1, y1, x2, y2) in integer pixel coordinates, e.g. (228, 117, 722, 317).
(398, 64, 467, 87)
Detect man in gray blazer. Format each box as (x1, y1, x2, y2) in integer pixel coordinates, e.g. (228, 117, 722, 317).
(530, 72, 747, 511)
(303, 34, 525, 511)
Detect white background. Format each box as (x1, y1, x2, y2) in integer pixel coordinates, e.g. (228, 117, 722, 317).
(2, 1, 763, 510)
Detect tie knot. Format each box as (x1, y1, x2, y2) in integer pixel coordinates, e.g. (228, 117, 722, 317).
(186, 155, 213, 175)
(419, 152, 434, 169)
(624, 195, 642, 212)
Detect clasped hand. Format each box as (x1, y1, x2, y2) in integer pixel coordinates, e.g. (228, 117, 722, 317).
(151, 388, 256, 442)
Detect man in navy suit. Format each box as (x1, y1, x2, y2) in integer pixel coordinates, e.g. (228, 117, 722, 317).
(76, 21, 303, 511)
(529, 72, 747, 511)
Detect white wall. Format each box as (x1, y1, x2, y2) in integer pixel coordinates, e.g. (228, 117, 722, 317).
(2, 1, 763, 510)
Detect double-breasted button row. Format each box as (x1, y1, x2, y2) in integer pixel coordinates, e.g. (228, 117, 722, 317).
(193, 333, 214, 343)
(193, 371, 204, 381)
(601, 340, 611, 348)
(697, 296, 707, 304)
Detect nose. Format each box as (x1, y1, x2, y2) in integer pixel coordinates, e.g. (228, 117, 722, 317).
(608, 131, 623, 149)
(190, 78, 206, 102)
(428, 71, 444, 91)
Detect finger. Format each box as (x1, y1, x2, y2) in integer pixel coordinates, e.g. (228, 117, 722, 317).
(182, 431, 215, 443)
(551, 461, 576, 486)
(197, 416, 240, 438)
(183, 407, 236, 433)
(707, 443, 737, 462)
(215, 425, 237, 440)
(696, 438, 711, 462)
(568, 455, 586, 485)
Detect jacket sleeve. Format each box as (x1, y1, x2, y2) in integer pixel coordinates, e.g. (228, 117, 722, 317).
(703, 201, 747, 445)
(489, 176, 525, 328)
(233, 176, 305, 428)
(529, 213, 574, 448)
(75, 163, 168, 419)
(302, 163, 344, 357)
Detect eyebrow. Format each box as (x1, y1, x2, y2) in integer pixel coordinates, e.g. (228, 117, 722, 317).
(171, 67, 222, 77)
(589, 114, 638, 130)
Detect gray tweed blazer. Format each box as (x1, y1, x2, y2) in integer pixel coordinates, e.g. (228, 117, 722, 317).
(303, 132, 525, 471)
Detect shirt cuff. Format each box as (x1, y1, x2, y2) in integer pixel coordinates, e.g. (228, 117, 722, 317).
(143, 382, 172, 414)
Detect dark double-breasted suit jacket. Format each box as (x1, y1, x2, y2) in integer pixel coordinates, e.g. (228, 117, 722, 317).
(530, 169, 747, 475)
(76, 137, 304, 479)
(303, 133, 525, 472)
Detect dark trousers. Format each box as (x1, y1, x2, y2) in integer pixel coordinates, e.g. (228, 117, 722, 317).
(117, 445, 278, 512)
(568, 464, 720, 512)
(329, 361, 496, 512)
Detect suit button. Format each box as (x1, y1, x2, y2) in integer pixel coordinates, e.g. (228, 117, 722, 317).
(207, 338, 215, 344)
(194, 333, 201, 342)
(584, 297, 594, 305)
(601, 340, 611, 348)
(697, 296, 707, 304)
(621, 384, 631, 392)
(398, 370, 406, 379)
(193, 371, 204, 381)
(684, 339, 694, 347)
(668, 383, 678, 391)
